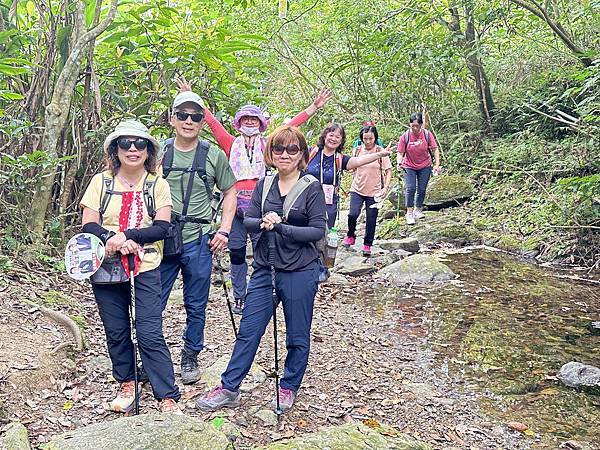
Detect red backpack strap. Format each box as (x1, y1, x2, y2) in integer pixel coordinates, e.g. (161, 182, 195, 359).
(308, 145, 319, 162)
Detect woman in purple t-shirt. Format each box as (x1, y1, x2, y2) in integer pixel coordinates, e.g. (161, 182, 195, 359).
(396, 112, 441, 225)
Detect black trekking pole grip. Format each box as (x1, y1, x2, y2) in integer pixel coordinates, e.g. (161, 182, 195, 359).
(127, 254, 135, 275)
(267, 228, 276, 266)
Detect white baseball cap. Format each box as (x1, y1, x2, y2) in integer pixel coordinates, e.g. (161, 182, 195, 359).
(172, 91, 205, 110)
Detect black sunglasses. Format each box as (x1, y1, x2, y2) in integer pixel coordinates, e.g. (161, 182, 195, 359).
(272, 144, 301, 155)
(175, 111, 204, 122)
(116, 138, 148, 151)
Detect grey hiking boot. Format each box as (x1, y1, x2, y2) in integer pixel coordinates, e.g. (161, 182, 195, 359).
(180, 347, 201, 385)
(196, 385, 241, 411)
(271, 387, 296, 413)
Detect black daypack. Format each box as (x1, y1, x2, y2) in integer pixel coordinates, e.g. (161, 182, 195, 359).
(161, 139, 213, 256)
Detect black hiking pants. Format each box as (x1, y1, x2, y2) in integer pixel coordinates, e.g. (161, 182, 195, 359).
(92, 268, 180, 401)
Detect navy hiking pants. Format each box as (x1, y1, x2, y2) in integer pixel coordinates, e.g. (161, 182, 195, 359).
(221, 261, 319, 393)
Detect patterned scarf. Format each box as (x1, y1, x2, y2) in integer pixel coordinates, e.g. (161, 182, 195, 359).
(118, 191, 145, 276)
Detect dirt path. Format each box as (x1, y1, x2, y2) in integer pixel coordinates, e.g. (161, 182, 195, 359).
(0, 258, 529, 449)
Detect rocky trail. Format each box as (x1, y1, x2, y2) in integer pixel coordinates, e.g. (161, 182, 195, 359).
(1, 182, 598, 449)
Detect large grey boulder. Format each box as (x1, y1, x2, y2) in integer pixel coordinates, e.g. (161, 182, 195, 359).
(336, 263, 377, 277)
(259, 422, 429, 449)
(424, 175, 474, 208)
(0, 422, 31, 450)
(558, 362, 600, 389)
(377, 254, 455, 284)
(42, 414, 231, 450)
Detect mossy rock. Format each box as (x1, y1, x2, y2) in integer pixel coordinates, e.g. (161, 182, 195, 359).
(42, 414, 232, 450)
(260, 422, 429, 450)
(412, 223, 481, 246)
(0, 422, 31, 450)
(424, 175, 474, 208)
(378, 254, 455, 284)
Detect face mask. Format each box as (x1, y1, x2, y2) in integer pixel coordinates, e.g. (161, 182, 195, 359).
(240, 125, 260, 136)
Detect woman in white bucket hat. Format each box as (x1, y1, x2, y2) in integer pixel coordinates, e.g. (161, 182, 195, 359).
(80, 119, 182, 414)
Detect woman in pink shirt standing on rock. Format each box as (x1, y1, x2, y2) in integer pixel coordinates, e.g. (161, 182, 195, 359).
(397, 112, 441, 225)
(177, 78, 331, 313)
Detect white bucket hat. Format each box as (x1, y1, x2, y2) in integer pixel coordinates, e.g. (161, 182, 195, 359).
(103, 119, 160, 154)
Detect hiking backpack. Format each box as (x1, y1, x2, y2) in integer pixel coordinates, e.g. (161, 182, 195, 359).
(98, 172, 158, 222)
(161, 138, 213, 224)
(260, 174, 319, 221)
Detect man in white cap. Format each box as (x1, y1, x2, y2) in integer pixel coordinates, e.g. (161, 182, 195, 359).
(159, 91, 237, 385)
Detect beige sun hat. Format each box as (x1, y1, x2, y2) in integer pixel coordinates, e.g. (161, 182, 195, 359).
(103, 119, 160, 153)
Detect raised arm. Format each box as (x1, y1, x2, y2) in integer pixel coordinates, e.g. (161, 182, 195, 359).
(346, 145, 392, 170)
(203, 107, 235, 156)
(287, 89, 333, 128)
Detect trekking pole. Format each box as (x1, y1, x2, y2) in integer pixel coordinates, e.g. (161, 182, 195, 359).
(267, 231, 282, 415)
(127, 254, 140, 415)
(214, 252, 238, 339)
(208, 194, 238, 338)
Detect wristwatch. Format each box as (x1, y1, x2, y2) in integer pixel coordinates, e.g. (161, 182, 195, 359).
(217, 230, 229, 238)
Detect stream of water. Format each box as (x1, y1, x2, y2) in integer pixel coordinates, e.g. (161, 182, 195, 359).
(371, 249, 600, 448)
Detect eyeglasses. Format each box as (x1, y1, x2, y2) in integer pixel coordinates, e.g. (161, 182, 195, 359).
(116, 138, 148, 151)
(272, 144, 301, 155)
(175, 111, 204, 122)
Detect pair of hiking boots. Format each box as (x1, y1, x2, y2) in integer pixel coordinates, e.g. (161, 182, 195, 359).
(196, 384, 296, 413)
(108, 381, 182, 415)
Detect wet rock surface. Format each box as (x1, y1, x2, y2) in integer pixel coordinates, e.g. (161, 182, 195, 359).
(558, 362, 600, 389)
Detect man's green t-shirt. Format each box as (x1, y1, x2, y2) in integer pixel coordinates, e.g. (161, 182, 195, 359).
(164, 143, 236, 243)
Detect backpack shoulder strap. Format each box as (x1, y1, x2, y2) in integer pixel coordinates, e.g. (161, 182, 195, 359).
(423, 129, 431, 148)
(192, 140, 212, 199)
(161, 138, 175, 178)
(261, 174, 277, 215)
(336, 153, 344, 175)
(308, 146, 319, 162)
(99, 172, 115, 219)
(282, 174, 318, 221)
(142, 173, 158, 219)
(403, 130, 410, 147)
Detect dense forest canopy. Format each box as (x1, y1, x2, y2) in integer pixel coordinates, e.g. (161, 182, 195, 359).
(0, 0, 598, 265)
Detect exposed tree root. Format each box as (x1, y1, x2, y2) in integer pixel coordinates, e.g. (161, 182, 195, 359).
(22, 299, 84, 352)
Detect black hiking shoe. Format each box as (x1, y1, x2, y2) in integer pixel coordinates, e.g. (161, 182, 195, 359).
(233, 297, 244, 315)
(180, 347, 201, 385)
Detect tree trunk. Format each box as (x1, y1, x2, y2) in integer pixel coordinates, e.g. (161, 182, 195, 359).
(444, 4, 496, 132)
(509, 0, 593, 67)
(28, 0, 119, 237)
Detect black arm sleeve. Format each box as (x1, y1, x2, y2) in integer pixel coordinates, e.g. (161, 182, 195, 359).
(82, 222, 114, 244)
(274, 222, 324, 242)
(124, 220, 170, 245)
